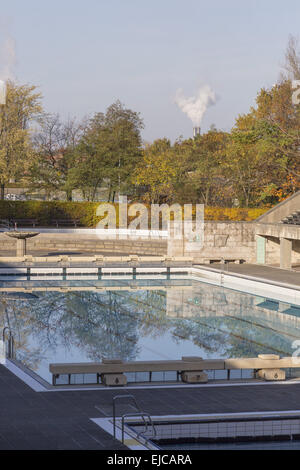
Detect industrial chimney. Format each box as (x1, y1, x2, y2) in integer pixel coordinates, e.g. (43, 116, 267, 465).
(193, 127, 201, 138)
(0, 80, 6, 105)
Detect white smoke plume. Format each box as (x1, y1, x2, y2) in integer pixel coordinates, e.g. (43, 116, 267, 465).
(175, 85, 217, 126)
(0, 36, 16, 80)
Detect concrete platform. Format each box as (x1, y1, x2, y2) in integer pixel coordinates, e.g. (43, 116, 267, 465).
(197, 263, 300, 290)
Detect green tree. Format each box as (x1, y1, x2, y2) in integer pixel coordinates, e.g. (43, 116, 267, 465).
(69, 101, 144, 201)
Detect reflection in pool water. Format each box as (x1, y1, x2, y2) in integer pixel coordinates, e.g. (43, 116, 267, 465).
(1, 279, 300, 383)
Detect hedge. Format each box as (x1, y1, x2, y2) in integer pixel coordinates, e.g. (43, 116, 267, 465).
(0, 201, 269, 227)
(204, 207, 267, 221)
(0, 201, 100, 227)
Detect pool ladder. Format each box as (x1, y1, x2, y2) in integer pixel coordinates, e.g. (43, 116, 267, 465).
(2, 327, 14, 359)
(121, 412, 156, 445)
(220, 258, 229, 286)
(111, 395, 156, 445)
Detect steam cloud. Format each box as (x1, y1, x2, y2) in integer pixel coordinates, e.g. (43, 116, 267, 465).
(0, 36, 16, 80)
(175, 85, 217, 126)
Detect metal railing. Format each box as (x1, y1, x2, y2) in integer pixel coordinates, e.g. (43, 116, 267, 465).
(121, 412, 156, 444)
(2, 327, 14, 359)
(109, 394, 156, 447)
(112, 394, 144, 438)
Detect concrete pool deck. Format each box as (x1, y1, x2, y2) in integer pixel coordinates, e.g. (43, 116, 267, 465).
(196, 263, 300, 290)
(2, 364, 300, 449)
(0, 256, 297, 287)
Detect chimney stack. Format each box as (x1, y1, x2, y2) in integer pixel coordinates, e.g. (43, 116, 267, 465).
(193, 127, 201, 138)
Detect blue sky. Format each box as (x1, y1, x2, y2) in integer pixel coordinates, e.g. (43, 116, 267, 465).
(1, 0, 299, 141)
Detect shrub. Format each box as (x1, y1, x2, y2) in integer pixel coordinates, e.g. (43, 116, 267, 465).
(204, 207, 268, 221)
(0, 201, 269, 227)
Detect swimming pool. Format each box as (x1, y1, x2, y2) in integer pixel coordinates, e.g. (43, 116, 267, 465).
(1, 277, 300, 384)
(121, 413, 300, 450)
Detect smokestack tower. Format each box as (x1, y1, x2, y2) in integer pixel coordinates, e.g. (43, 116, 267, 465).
(0, 81, 6, 105)
(193, 127, 201, 138)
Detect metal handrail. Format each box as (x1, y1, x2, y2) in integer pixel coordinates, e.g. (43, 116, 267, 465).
(121, 412, 148, 443)
(137, 414, 157, 441)
(121, 412, 156, 444)
(2, 327, 10, 342)
(112, 394, 145, 438)
(2, 327, 14, 359)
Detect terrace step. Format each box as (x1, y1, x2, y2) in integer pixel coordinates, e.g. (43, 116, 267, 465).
(282, 210, 300, 225)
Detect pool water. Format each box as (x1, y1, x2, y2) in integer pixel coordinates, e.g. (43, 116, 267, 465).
(1, 278, 300, 384)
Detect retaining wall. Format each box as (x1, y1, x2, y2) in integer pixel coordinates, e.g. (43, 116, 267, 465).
(0, 232, 168, 256)
(0, 223, 258, 261)
(168, 222, 257, 263)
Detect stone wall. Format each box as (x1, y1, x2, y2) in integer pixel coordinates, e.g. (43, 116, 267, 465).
(0, 223, 258, 262)
(168, 222, 257, 263)
(0, 232, 168, 256)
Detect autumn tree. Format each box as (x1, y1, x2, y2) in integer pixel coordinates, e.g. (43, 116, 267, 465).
(223, 123, 284, 206)
(233, 79, 300, 202)
(132, 138, 185, 203)
(0, 80, 42, 199)
(252, 37, 300, 199)
(185, 129, 230, 205)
